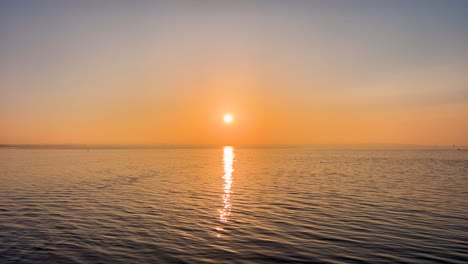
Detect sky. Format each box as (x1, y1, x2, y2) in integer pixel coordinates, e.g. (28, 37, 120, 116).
(1, 0, 467, 146)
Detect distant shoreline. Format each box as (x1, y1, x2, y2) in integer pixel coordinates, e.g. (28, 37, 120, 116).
(0, 144, 466, 150)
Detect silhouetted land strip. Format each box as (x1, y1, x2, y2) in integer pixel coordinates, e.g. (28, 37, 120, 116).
(0, 144, 465, 150)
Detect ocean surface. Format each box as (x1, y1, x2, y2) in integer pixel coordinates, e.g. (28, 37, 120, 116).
(1, 147, 467, 263)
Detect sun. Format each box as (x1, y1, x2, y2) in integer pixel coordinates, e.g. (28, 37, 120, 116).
(224, 114, 233, 124)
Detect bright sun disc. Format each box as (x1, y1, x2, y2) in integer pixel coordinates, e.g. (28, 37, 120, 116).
(224, 114, 233, 124)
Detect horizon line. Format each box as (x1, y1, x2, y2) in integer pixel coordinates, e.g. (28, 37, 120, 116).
(0, 143, 466, 149)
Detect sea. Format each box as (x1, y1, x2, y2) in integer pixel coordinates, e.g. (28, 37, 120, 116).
(1, 147, 467, 263)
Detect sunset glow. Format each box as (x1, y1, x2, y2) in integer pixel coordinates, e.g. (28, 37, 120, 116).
(1, 2, 467, 263)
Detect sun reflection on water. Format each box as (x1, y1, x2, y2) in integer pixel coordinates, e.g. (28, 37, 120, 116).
(219, 146, 234, 224)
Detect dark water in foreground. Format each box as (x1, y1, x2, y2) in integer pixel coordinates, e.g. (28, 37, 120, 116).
(1, 148, 467, 263)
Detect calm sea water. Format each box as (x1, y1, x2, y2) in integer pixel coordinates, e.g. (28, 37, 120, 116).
(1, 147, 467, 263)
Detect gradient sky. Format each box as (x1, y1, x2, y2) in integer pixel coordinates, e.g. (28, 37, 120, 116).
(1, 0, 467, 146)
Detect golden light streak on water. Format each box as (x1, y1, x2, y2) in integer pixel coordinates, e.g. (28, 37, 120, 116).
(219, 146, 234, 224)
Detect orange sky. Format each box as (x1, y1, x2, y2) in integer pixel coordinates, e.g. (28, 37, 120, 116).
(1, 2, 467, 146)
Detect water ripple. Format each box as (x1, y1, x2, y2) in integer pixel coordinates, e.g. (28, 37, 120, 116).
(0, 148, 467, 263)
